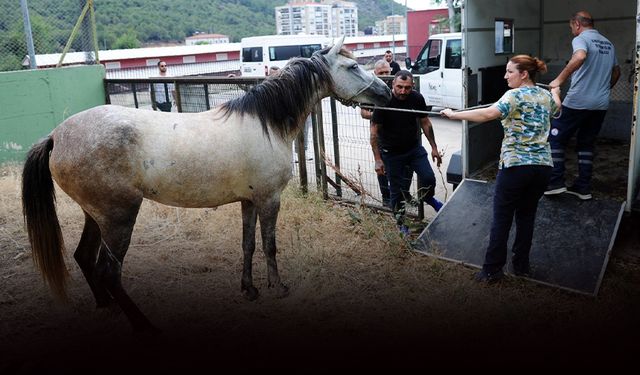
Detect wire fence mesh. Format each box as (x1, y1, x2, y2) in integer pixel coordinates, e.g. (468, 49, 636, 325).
(104, 76, 429, 217)
(0, 0, 97, 72)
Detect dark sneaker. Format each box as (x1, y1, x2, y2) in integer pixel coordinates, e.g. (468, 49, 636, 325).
(544, 184, 567, 196)
(512, 264, 530, 277)
(382, 199, 391, 208)
(426, 197, 443, 212)
(566, 185, 592, 200)
(474, 269, 505, 283)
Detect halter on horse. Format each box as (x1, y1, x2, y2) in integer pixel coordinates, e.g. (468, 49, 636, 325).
(21, 37, 391, 332)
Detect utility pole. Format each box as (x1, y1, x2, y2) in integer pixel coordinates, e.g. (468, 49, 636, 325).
(20, 0, 37, 69)
(391, 1, 395, 55)
(404, 0, 408, 63)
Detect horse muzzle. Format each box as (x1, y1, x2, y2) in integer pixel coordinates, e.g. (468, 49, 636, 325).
(348, 77, 392, 107)
(368, 80, 392, 106)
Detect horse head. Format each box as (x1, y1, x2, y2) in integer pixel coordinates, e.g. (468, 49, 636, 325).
(320, 36, 392, 108)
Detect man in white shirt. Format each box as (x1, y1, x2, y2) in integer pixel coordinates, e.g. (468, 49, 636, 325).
(151, 60, 176, 112)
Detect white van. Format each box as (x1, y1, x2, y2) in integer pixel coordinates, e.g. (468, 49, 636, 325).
(240, 35, 329, 77)
(405, 32, 462, 110)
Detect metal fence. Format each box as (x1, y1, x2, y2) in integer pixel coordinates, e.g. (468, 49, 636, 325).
(104, 76, 426, 218)
(1, 0, 97, 72)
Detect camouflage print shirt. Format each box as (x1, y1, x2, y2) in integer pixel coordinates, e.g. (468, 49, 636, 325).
(494, 86, 558, 169)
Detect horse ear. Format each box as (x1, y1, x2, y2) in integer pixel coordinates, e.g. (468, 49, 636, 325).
(328, 35, 345, 56)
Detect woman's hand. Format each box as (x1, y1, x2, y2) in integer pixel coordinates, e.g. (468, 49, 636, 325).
(440, 108, 454, 119)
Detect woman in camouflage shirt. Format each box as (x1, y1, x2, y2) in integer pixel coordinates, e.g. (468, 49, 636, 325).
(440, 55, 561, 282)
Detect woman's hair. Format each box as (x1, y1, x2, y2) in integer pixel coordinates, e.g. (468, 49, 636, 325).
(510, 54, 547, 83)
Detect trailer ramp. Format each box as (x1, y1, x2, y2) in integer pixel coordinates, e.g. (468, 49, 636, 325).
(415, 179, 625, 296)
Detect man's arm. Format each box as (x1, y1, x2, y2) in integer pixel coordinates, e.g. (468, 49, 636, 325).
(551, 87, 562, 115)
(419, 117, 442, 167)
(610, 65, 621, 89)
(171, 83, 177, 104)
(150, 84, 157, 110)
(549, 49, 587, 88)
(370, 122, 385, 175)
(361, 108, 372, 120)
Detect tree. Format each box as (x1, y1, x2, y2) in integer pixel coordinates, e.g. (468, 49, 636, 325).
(112, 30, 141, 49)
(434, 0, 461, 32)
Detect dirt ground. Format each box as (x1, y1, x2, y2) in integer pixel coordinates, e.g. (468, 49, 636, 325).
(1, 163, 639, 371)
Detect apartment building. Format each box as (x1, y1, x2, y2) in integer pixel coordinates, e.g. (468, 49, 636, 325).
(275, 0, 358, 37)
(375, 14, 407, 36)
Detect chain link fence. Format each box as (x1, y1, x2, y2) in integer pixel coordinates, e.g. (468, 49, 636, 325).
(0, 0, 97, 72)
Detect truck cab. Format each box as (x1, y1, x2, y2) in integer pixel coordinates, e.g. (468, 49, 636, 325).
(405, 32, 462, 110)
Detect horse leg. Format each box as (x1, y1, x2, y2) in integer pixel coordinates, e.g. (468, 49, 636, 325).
(258, 197, 289, 298)
(94, 204, 159, 333)
(73, 211, 114, 308)
(240, 200, 259, 301)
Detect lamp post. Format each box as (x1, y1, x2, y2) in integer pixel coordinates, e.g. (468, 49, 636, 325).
(391, 1, 395, 55)
(404, 0, 407, 62)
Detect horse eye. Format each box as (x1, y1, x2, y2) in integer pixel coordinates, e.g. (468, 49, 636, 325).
(351, 64, 358, 70)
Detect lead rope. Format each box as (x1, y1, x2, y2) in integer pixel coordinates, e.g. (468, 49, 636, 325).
(360, 82, 559, 117)
(337, 74, 377, 107)
(358, 102, 495, 116)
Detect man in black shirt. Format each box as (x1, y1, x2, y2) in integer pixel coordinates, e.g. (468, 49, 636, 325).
(384, 50, 401, 75)
(371, 70, 443, 234)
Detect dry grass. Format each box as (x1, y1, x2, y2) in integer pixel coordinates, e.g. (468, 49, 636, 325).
(1, 163, 638, 370)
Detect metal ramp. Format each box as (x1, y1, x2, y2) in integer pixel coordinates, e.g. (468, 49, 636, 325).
(415, 179, 625, 296)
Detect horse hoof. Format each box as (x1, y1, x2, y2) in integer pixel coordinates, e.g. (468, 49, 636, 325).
(95, 297, 116, 309)
(273, 283, 289, 298)
(242, 286, 260, 301)
(95, 301, 119, 316)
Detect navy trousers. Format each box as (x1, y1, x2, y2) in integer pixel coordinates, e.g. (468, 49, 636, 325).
(548, 106, 607, 190)
(377, 167, 413, 207)
(377, 173, 391, 206)
(484, 165, 551, 273)
(381, 146, 436, 223)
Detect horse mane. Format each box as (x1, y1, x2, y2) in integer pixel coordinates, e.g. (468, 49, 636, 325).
(220, 46, 353, 140)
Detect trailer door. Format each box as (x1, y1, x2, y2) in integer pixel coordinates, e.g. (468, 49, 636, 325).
(442, 37, 463, 109)
(415, 38, 444, 108)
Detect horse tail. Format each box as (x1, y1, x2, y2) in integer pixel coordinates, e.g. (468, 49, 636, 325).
(22, 136, 69, 299)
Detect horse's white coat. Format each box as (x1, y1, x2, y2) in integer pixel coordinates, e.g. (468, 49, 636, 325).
(50, 106, 293, 210)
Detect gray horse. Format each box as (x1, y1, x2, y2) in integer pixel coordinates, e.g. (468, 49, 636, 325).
(21, 37, 391, 332)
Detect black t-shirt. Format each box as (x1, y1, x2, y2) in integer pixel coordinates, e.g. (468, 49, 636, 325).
(372, 91, 428, 153)
(389, 61, 401, 75)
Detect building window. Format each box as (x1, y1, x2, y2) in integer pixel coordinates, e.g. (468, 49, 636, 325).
(104, 61, 121, 69)
(495, 19, 514, 54)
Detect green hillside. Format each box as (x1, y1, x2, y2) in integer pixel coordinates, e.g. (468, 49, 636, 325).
(13, 0, 405, 46)
(0, 0, 405, 71)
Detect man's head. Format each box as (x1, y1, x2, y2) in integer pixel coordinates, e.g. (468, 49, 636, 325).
(157, 60, 167, 73)
(392, 70, 414, 100)
(373, 59, 391, 76)
(569, 10, 594, 36)
(384, 50, 393, 63)
(269, 66, 281, 76)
